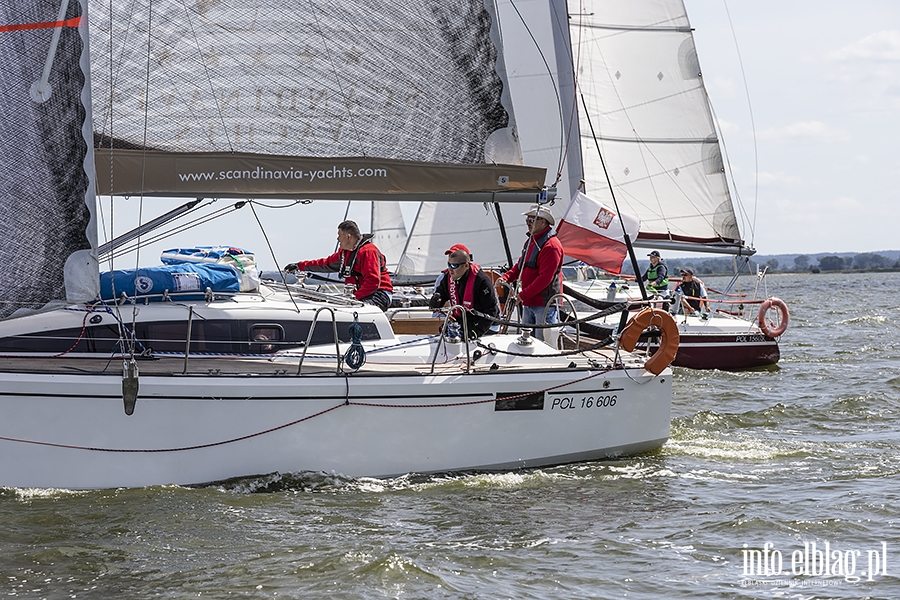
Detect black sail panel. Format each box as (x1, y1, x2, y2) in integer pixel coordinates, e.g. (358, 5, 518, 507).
(0, 1, 98, 319)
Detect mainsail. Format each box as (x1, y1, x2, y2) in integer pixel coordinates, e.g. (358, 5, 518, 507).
(0, 1, 98, 319)
(2, 0, 552, 321)
(570, 0, 750, 254)
(398, 0, 581, 275)
(89, 0, 543, 200)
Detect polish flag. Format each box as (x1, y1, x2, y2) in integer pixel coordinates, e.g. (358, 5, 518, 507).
(556, 191, 641, 274)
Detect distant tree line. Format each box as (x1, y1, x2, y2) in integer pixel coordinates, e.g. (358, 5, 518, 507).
(802, 253, 899, 271)
(619, 252, 900, 276)
(621, 256, 749, 277)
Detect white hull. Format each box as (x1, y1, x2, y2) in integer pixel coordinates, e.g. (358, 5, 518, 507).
(0, 288, 671, 489)
(0, 366, 669, 489)
(564, 280, 781, 370)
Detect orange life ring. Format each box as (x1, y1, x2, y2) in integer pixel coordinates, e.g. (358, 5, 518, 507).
(757, 297, 789, 337)
(618, 308, 680, 375)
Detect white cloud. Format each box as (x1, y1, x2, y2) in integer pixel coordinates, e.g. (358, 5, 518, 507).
(757, 172, 801, 186)
(757, 121, 848, 143)
(827, 31, 900, 62)
(826, 196, 861, 209)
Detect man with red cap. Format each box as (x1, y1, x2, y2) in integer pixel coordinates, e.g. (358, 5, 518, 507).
(431, 243, 471, 293)
(429, 243, 499, 338)
(444, 243, 471, 260)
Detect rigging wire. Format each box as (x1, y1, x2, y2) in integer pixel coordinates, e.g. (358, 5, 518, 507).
(131, 0, 153, 352)
(306, 0, 367, 157)
(102, 199, 313, 262)
(722, 0, 759, 247)
(248, 202, 302, 313)
(181, 0, 233, 152)
(101, 0, 130, 352)
(104, 201, 236, 260)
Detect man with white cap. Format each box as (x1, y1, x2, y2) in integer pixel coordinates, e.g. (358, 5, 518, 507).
(498, 204, 565, 340)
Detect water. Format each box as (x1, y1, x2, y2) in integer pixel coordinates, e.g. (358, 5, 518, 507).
(2, 272, 899, 599)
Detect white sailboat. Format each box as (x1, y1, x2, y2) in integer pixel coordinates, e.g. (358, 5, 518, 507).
(0, 0, 674, 489)
(390, 0, 787, 369)
(560, 0, 787, 369)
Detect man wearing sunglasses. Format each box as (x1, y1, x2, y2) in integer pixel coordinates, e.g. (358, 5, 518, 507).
(497, 204, 564, 340)
(428, 245, 499, 338)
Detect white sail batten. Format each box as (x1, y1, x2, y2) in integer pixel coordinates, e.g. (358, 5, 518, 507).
(571, 0, 745, 250)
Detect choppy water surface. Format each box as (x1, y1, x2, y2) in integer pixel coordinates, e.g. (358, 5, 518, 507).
(2, 272, 898, 599)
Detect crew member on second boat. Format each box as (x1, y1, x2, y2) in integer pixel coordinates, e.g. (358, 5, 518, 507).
(642, 250, 669, 296)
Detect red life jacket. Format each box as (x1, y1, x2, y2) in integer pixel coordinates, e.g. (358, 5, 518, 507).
(447, 263, 480, 317)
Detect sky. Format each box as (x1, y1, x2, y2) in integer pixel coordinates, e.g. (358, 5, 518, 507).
(682, 0, 899, 256)
(101, 1, 900, 270)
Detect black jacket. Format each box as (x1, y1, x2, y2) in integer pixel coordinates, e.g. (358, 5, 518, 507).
(429, 267, 500, 337)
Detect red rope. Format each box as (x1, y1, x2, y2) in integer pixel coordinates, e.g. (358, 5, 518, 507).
(50, 310, 91, 358)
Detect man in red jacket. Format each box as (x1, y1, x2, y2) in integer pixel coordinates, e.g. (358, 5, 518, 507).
(284, 220, 393, 311)
(498, 204, 564, 340)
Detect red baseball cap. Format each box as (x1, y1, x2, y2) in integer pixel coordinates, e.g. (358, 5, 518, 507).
(444, 243, 470, 256)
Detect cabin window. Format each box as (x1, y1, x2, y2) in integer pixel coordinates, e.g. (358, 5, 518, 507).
(0, 318, 381, 355)
(143, 321, 236, 354)
(0, 324, 121, 353)
(250, 324, 284, 354)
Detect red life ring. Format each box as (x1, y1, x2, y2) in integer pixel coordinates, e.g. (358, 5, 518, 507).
(757, 297, 789, 337)
(618, 307, 680, 375)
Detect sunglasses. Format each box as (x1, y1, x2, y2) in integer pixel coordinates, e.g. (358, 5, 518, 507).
(525, 217, 536, 223)
(447, 262, 462, 269)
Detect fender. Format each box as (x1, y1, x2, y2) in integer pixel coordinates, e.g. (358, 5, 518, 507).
(757, 297, 789, 337)
(618, 308, 680, 375)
